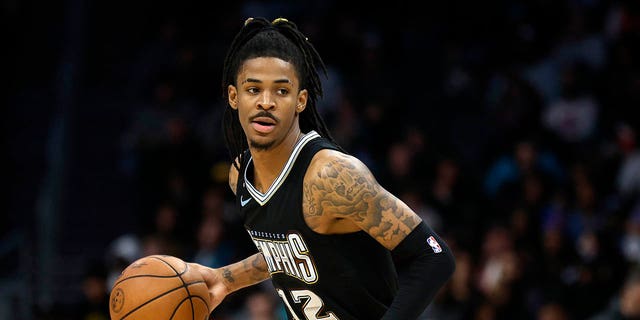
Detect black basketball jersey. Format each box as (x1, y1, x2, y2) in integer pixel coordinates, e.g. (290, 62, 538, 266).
(235, 131, 398, 320)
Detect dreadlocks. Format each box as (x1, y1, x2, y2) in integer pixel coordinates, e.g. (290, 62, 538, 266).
(221, 17, 342, 169)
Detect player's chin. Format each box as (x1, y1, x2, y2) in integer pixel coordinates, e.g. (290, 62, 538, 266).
(248, 136, 276, 151)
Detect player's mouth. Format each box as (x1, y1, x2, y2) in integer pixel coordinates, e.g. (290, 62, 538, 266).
(250, 115, 277, 134)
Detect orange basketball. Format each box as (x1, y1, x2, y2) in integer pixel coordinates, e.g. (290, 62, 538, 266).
(109, 255, 212, 320)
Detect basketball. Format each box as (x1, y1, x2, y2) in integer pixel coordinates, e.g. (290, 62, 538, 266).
(109, 255, 212, 320)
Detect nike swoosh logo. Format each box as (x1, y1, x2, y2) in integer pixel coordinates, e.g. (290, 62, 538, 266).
(240, 195, 252, 207)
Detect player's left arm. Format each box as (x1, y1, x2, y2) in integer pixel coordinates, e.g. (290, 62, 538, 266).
(305, 150, 456, 319)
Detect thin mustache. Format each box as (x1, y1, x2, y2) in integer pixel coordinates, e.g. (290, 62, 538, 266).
(250, 111, 278, 123)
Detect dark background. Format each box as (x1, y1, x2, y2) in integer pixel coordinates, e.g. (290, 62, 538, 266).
(4, 0, 640, 319)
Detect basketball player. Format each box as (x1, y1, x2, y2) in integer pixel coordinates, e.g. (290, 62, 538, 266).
(190, 17, 455, 319)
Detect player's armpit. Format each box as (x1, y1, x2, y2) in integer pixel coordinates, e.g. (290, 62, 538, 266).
(304, 150, 421, 249)
(228, 160, 240, 195)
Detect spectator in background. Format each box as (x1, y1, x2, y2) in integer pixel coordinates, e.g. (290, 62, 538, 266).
(126, 19, 180, 99)
(537, 302, 570, 320)
(541, 61, 600, 161)
(385, 140, 418, 194)
(139, 202, 186, 258)
(381, 126, 434, 195)
(602, 3, 640, 133)
(121, 73, 205, 233)
(614, 123, 640, 200)
(104, 234, 142, 290)
(621, 201, 640, 265)
(75, 261, 110, 320)
(529, 219, 578, 314)
(350, 99, 391, 174)
(197, 183, 254, 259)
(191, 212, 235, 269)
(329, 97, 359, 154)
(231, 288, 285, 320)
(475, 225, 528, 319)
(590, 267, 640, 320)
(566, 230, 626, 319)
(420, 249, 478, 320)
(425, 155, 479, 237)
(484, 69, 544, 157)
(503, 168, 548, 261)
(483, 137, 565, 208)
(564, 163, 608, 243)
(508, 205, 543, 277)
(399, 185, 444, 235)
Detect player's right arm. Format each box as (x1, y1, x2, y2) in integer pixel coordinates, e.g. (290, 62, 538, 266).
(190, 254, 271, 311)
(188, 161, 271, 312)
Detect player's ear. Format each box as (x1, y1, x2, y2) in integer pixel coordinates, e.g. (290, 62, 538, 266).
(296, 89, 308, 113)
(228, 85, 238, 110)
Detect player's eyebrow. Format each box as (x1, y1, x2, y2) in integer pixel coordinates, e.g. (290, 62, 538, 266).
(241, 78, 292, 84)
(241, 78, 261, 84)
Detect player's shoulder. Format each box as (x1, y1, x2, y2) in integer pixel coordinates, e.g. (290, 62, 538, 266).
(306, 149, 371, 178)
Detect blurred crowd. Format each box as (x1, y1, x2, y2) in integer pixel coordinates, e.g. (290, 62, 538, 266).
(6, 0, 640, 319)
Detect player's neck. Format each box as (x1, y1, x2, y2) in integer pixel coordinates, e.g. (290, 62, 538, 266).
(249, 129, 303, 193)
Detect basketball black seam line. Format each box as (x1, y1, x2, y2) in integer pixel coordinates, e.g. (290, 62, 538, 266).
(185, 289, 210, 320)
(151, 255, 188, 276)
(169, 294, 209, 320)
(113, 274, 181, 287)
(114, 256, 187, 287)
(116, 280, 206, 320)
(155, 256, 197, 320)
(116, 283, 184, 320)
(164, 281, 210, 320)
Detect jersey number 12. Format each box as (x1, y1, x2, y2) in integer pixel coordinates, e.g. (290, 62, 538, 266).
(276, 288, 340, 320)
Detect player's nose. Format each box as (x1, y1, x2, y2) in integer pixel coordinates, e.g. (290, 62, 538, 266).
(257, 91, 275, 110)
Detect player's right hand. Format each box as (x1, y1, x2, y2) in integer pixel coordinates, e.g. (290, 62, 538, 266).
(188, 263, 230, 313)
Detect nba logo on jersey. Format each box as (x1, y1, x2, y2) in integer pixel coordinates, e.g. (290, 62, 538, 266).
(427, 236, 442, 253)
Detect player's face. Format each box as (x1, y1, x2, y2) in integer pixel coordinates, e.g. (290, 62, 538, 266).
(228, 57, 307, 151)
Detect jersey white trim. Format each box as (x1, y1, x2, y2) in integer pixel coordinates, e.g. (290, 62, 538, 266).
(244, 131, 320, 206)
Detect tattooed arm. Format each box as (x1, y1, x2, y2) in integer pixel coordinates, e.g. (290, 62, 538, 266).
(304, 149, 455, 320)
(189, 253, 271, 312)
(303, 149, 420, 248)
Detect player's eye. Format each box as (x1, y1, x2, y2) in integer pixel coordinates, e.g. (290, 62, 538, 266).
(276, 88, 289, 95)
(247, 87, 260, 94)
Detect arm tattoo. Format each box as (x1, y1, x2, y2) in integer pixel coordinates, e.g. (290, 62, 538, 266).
(252, 254, 267, 272)
(219, 253, 270, 293)
(304, 154, 419, 244)
(242, 254, 269, 282)
(222, 267, 234, 283)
